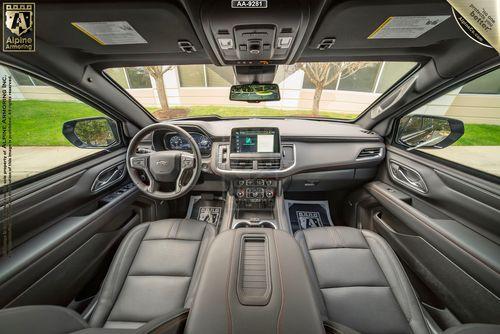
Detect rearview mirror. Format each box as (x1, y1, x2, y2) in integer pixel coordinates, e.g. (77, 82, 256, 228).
(63, 117, 119, 149)
(229, 83, 280, 102)
(397, 114, 464, 150)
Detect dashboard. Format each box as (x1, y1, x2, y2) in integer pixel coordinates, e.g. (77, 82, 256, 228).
(151, 119, 385, 179)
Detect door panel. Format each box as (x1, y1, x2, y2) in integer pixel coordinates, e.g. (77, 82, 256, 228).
(372, 210, 499, 324)
(365, 146, 500, 324)
(0, 149, 142, 308)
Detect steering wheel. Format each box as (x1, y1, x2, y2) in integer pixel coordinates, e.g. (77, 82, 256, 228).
(126, 123, 202, 200)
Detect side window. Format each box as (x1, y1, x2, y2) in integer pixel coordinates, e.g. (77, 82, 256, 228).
(396, 67, 500, 178)
(0, 65, 119, 184)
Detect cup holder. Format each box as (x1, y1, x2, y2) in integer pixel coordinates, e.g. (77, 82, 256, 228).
(232, 220, 277, 229)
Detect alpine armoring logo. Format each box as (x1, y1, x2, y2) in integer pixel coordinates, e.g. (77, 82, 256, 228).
(3, 3, 35, 52)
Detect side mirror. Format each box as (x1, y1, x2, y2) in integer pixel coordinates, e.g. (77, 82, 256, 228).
(397, 114, 464, 150)
(63, 117, 119, 149)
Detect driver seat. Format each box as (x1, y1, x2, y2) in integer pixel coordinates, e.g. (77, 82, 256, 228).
(88, 218, 215, 329)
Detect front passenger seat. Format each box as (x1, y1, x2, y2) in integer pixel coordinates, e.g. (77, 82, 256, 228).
(89, 219, 215, 329)
(296, 226, 429, 334)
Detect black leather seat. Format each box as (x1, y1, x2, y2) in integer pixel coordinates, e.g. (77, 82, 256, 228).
(88, 219, 215, 329)
(0, 219, 215, 333)
(295, 226, 430, 334)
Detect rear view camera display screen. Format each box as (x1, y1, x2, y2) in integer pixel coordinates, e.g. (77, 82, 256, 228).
(231, 128, 280, 153)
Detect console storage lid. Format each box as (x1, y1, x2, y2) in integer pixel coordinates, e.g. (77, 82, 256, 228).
(185, 228, 324, 334)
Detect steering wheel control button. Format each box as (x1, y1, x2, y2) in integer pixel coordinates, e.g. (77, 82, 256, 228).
(131, 157, 146, 168)
(182, 155, 194, 168)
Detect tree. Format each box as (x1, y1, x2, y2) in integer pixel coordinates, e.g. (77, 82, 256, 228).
(145, 66, 175, 112)
(74, 119, 115, 147)
(297, 62, 371, 115)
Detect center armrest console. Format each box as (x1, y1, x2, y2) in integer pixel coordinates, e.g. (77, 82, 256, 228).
(184, 228, 324, 334)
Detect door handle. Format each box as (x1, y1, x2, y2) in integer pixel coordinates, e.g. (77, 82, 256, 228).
(92, 163, 125, 192)
(389, 160, 428, 193)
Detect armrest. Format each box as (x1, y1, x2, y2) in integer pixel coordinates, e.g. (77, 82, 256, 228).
(0, 305, 88, 334)
(185, 228, 324, 334)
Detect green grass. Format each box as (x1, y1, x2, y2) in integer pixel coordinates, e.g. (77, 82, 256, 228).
(8, 100, 500, 146)
(455, 124, 500, 146)
(12, 100, 101, 146)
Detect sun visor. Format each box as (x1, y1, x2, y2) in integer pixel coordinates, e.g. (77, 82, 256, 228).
(35, 1, 203, 55)
(304, 0, 464, 55)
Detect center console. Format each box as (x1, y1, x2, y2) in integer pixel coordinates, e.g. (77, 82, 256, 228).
(213, 127, 295, 176)
(234, 178, 277, 207)
(231, 178, 279, 229)
(184, 228, 324, 334)
(212, 127, 294, 231)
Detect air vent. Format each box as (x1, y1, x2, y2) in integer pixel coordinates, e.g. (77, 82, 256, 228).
(257, 159, 281, 170)
(281, 144, 295, 169)
(230, 159, 254, 169)
(357, 147, 382, 160)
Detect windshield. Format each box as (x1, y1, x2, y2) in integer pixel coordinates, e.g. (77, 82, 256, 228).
(105, 62, 416, 120)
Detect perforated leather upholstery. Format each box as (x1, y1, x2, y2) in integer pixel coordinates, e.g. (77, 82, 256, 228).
(89, 219, 215, 329)
(296, 226, 430, 334)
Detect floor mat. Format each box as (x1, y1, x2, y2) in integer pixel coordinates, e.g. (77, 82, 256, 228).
(285, 200, 333, 234)
(186, 195, 225, 228)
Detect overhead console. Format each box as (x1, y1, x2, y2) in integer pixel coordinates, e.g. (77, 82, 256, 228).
(200, 0, 312, 65)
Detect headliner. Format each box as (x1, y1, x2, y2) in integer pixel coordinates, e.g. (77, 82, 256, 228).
(18, 0, 498, 76)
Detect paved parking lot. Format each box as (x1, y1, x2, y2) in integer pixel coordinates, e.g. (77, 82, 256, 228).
(2, 147, 101, 183)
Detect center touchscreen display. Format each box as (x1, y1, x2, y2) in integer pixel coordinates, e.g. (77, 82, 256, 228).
(231, 128, 280, 153)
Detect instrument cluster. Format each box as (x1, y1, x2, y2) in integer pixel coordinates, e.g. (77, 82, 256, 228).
(164, 132, 212, 156)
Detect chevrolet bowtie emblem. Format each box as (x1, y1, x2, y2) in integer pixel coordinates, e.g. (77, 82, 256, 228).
(156, 160, 168, 166)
